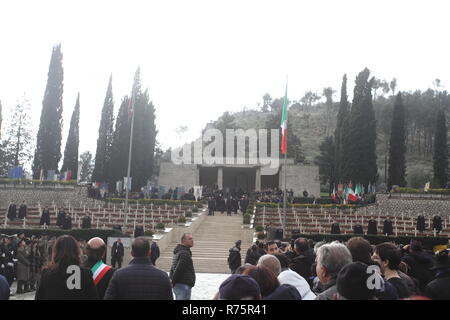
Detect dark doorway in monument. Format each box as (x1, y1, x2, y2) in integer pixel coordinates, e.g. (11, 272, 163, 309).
(261, 167, 280, 190)
(223, 167, 256, 195)
(199, 167, 218, 188)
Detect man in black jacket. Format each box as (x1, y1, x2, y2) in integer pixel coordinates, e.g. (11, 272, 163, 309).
(425, 250, 450, 300)
(111, 238, 124, 269)
(84, 237, 115, 299)
(104, 237, 173, 300)
(289, 238, 315, 286)
(228, 240, 242, 274)
(208, 197, 215, 216)
(169, 233, 196, 300)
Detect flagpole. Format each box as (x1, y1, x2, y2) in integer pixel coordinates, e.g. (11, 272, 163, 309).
(124, 68, 139, 231)
(283, 150, 287, 238)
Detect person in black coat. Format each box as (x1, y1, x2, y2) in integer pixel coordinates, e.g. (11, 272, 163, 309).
(424, 250, 450, 300)
(62, 215, 72, 230)
(35, 235, 99, 300)
(432, 215, 442, 233)
(39, 207, 51, 226)
(289, 238, 315, 286)
(105, 237, 173, 300)
(383, 219, 393, 235)
(331, 222, 341, 234)
(169, 233, 196, 300)
(207, 197, 215, 216)
(18, 201, 27, 219)
(401, 240, 435, 293)
(239, 196, 249, 214)
(150, 241, 160, 266)
(226, 198, 233, 216)
(416, 215, 426, 232)
(111, 239, 124, 269)
(56, 209, 66, 227)
(354, 224, 364, 235)
(228, 240, 242, 274)
(245, 244, 262, 265)
(216, 197, 226, 214)
(82, 216, 92, 229)
(367, 217, 377, 235)
(83, 237, 115, 300)
(7, 202, 17, 221)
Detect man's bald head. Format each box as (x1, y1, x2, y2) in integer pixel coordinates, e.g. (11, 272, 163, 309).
(86, 237, 106, 262)
(257, 254, 281, 276)
(88, 237, 105, 249)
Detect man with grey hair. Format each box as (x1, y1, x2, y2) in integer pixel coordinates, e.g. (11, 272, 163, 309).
(314, 242, 353, 300)
(260, 254, 316, 300)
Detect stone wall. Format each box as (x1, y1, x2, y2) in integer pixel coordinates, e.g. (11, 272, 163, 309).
(0, 186, 94, 209)
(158, 162, 199, 189)
(279, 165, 320, 198)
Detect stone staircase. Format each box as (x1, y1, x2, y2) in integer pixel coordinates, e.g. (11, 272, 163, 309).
(156, 213, 253, 273)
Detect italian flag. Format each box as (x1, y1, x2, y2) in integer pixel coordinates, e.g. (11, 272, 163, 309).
(347, 188, 357, 202)
(280, 84, 288, 155)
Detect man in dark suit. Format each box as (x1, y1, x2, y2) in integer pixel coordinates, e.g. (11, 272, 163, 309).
(104, 237, 173, 300)
(367, 217, 378, 235)
(239, 195, 249, 214)
(207, 197, 215, 216)
(84, 237, 115, 299)
(111, 238, 124, 269)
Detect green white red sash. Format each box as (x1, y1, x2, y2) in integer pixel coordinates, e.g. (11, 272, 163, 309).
(91, 261, 112, 285)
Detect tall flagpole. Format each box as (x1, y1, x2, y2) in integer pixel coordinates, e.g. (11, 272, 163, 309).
(124, 67, 140, 231)
(282, 78, 288, 239)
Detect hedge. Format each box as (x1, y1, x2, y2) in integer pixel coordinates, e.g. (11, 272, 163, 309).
(392, 187, 450, 195)
(0, 228, 122, 241)
(289, 233, 449, 249)
(292, 197, 333, 205)
(0, 178, 78, 186)
(255, 202, 354, 209)
(106, 198, 206, 207)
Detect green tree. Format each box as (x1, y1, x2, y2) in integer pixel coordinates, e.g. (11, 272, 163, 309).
(109, 69, 157, 191)
(433, 109, 449, 187)
(334, 74, 349, 184)
(387, 93, 407, 189)
(92, 75, 115, 182)
(61, 93, 80, 178)
(342, 68, 378, 188)
(79, 151, 94, 182)
(314, 136, 335, 192)
(3, 97, 34, 169)
(32, 44, 64, 179)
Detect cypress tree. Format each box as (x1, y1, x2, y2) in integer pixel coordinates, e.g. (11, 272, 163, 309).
(109, 69, 157, 191)
(92, 75, 114, 182)
(387, 92, 407, 189)
(334, 74, 349, 183)
(32, 44, 64, 179)
(61, 94, 80, 179)
(433, 109, 449, 187)
(343, 68, 378, 188)
(109, 97, 131, 186)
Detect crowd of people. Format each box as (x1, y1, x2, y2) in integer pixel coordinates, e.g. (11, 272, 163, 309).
(1, 230, 449, 300)
(225, 237, 450, 300)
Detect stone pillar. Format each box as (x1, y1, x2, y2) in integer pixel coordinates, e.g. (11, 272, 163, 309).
(255, 167, 261, 191)
(195, 165, 200, 185)
(217, 167, 223, 190)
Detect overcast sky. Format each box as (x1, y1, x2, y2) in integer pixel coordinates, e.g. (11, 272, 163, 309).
(0, 0, 449, 162)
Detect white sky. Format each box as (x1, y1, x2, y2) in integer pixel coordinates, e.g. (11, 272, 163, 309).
(0, 0, 449, 161)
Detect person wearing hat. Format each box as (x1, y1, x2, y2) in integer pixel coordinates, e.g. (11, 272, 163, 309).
(228, 240, 242, 274)
(335, 262, 377, 300)
(217, 274, 261, 300)
(16, 239, 31, 294)
(424, 250, 450, 300)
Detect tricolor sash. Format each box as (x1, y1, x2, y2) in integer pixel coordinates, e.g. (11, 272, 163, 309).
(91, 261, 112, 285)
